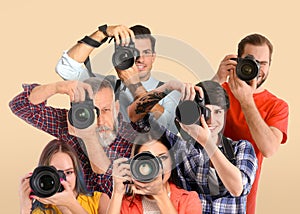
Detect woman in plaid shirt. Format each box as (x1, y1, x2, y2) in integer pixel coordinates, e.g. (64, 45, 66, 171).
(128, 80, 258, 213)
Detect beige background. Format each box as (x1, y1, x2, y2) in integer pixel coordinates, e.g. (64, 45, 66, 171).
(1, 1, 299, 213)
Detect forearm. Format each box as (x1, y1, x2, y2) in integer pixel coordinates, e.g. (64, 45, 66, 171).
(210, 149, 243, 196)
(82, 136, 111, 174)
(153, 192, 178, 214)
(28, 83, 58, 105)
(20, 207, 31, 214)
(68, 30, 107, 63)
(106, 192, 123, 214)
(240, 99, 281, 157)
(128, 90, 167, 122)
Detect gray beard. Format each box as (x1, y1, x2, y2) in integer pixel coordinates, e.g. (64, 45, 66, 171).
(98, 131, 117, 148)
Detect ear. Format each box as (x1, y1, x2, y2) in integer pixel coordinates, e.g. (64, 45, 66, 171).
(114, 100, 120, 114)
(151, 52, 156, 63)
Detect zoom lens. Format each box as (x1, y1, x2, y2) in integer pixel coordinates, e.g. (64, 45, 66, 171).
(236, 55, 260, 81)
(130, 152, 161, 183)
(30, 166, 65, 198)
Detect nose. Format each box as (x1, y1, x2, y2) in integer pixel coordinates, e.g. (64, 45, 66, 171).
(97, 113, 105, 126)
(135, 54, 144, 63)
(205, 112, 213, 125)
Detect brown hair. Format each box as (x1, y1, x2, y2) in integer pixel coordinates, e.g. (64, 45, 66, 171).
(238, 33, 273, 64)
(38, 139, 89, 195)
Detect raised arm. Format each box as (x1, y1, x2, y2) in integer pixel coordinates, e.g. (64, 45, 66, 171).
(55, 24, 135, 80)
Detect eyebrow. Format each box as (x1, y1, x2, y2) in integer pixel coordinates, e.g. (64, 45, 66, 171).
(157, 152, 167, 157)
(63, 167, 74, 171)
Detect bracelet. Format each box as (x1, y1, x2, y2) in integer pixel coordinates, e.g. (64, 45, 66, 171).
(127, 82, 143, 93)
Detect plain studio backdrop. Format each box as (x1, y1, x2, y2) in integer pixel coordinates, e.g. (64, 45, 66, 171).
(1, 1, 298, 213)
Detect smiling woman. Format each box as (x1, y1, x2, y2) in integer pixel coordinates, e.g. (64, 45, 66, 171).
(107, 131, 202, 214)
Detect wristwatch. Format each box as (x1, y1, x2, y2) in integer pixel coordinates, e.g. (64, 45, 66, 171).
(98, 24, 109, 37)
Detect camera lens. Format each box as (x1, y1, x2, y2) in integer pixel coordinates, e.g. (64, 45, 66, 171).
(130, 152, 161, 183)
(236, 55, 260, 81)
(68, 102, 95, 129)
(39, 174, 56, 191)
(30, 166, 65, 198)
(112, 49, 135, 70)
(175, 100, 201, 125)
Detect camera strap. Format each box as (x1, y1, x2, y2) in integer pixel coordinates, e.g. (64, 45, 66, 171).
(220, 135, 236, 164)
(83, 56, 96, 77)
(157, 80, 164, 87)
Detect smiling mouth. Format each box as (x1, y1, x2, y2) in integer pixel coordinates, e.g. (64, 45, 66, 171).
(137, 66, 144, 71)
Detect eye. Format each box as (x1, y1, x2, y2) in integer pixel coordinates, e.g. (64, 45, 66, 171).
(102, 108, 111, 113)
(65, 170, 74, 175)
(215, 109, 223, 114)
(159, 154, 169, 161)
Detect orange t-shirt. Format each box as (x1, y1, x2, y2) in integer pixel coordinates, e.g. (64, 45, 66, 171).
(222, 82, 289, 214)
(120, 183, 202, 214)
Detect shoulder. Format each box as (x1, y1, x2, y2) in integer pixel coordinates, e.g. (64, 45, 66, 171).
(256, 89, 288, 108)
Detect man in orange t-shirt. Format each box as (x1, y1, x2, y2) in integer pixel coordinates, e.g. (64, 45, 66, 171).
(212, 33, 289, 214)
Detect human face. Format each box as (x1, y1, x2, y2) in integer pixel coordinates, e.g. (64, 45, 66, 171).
(242, 44, 270, 88)
(205, 105, 225, 139)
(94, 88, 119, 147)
(137, 140, 172, 184)
(49, 152, 76, 192)
(134, 38, 156, 82)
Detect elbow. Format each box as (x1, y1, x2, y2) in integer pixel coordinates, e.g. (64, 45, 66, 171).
(261, 146, 279, 158)
(230, 185, 243, 197)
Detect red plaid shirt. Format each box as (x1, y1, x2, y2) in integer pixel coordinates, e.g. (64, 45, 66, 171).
(9, 83, 137, 197)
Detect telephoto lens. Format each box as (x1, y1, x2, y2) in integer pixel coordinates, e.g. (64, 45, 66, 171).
(30, 166, 66, 198)
(236, 54, 260, 81)
(129, 151, 162, 183)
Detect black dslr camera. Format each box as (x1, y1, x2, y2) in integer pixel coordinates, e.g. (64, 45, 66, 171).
(232, 54, 260, 82)
(112, 39, 140, 70)
(123, 151, 163, 183)
(175, 92, 211, 126)
(68, 93, 97, 129)
(30, 166, 66, 198)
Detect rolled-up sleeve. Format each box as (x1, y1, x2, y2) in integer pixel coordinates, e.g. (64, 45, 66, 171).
(55, 51, 90, 81)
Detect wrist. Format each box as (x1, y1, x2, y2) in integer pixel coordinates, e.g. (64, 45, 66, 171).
(127, 82, 143, 93)
(98, 24, 109, 37)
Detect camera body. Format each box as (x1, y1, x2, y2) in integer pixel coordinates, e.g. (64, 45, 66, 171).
(232, 54, 260, 82)
(30, 166, 66, 198)
(68, 94, 96, 129)
(123, 151, 163, 183)
(112, 39, 140, 70)
(175, 92, 211, 125)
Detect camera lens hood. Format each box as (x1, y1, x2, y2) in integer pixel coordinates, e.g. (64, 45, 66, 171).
(30, 166, 65, 198)
(236, 55, 260, 81)
(68, 99, 96, 129)
(130, 151, 162, 183)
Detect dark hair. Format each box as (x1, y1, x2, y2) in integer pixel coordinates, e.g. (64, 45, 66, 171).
(132, 130, 181, 187)
(196, 80, 230, 110)
(130, 25, 156, 53)
(38, 139, 90, 195)
(238, 33, 273, 64)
